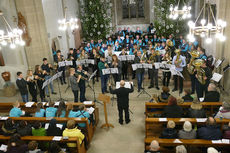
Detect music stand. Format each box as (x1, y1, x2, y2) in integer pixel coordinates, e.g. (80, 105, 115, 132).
(132, 63, 152, 97)
(98, 93, 114, 129)
(89, 70, 102, 105)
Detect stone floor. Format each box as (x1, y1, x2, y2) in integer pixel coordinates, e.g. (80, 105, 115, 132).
(0, 76, 195, 153)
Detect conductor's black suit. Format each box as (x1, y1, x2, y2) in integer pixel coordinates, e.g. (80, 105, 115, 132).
(109, 84, 134, 124)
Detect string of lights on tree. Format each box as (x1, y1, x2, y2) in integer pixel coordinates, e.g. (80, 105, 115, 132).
(79, 0, 113, 41)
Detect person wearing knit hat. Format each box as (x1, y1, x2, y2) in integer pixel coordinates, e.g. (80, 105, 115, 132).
(176, 145, 187, 153)
(161, 120, 178, 139)
(187, 101, 206, 118)
(207, 147, 218, 153)
(178, 121, 196, 139)
(215, 101, 230, 119)
(162, 96, 183, 118)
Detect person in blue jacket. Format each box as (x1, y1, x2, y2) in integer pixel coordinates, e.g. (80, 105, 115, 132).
(9, 101, 24, 117)
(56, 101, 66, 117)
(67, 103, 78, 117)
(180, 39, 188, 53)
(76, 104, 91, 127)
(35, 102, 45, 117)
(46, 101, 57, 117)
(106, 37, 114, 46)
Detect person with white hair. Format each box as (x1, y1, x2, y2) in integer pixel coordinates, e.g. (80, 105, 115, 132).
(176, 145, 187, 153)
(203, 83, 220, 102)
(161, 120, 178, 139)
(109, 80, 134, 125)
(215, 102, 230, 119)
(207, 147, 218, 153)
(178, 121, 196, 139)
(145, 140, 160, 153)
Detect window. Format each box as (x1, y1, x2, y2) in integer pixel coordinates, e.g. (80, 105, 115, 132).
(122, 0, 145, 19)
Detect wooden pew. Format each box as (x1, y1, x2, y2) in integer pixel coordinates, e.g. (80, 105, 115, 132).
(145, 137, 229, 152)
(145, 118, 230, 138)
(0, 117, 94, 143)
(0, 102, 99, 126)
(0, 135, 86, 153)
(145, 102, 222, 116)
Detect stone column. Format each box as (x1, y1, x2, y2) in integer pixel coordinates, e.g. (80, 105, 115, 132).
(15, 0, 52, 68)
(215, 0, 230, 91)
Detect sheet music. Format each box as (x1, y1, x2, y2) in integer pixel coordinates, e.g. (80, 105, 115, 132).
(199, 97, 204, 102)
(0, 144, 7, 152)
(158, 118, 167, 121)
(58, 61, 65, 67)
(52, 136, 62, 141)
(83, 101, 93, 105)
(154, 62, 161, 69)
(25, 102, 35, 107)
(102, 69, 110, 75)
(132, 64, 137, 71)
(116, 82, 133, 89)
(173, 139, 183, 143)
(151, 29, 154, 34)
(86, 107, 95, 114)
(212, 140, 222, 144)
(214, 59, 222, 68)
(211, 73, 223, 82)
(65, 60, 73, 66)
(196, 118, 207, 122)
(76, 61, 81, 65)
(127, 55, 135, 61)
(110, 68, 119, 74)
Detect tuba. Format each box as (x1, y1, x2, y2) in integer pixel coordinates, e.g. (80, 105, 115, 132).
(193, 59, 206, 85)
(174, 49, 182, 67)
(187, 50, 200, 74)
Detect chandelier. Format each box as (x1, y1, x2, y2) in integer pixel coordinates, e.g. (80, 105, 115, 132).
(58, 7, 79, 31)
(187, 1, 226, 43)
(169, 0, 192, 20)
(0, 10, 25, 49)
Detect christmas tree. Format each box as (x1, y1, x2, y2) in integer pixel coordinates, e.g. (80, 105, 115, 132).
(79, 0, 113, 41)
(153, 0, 192, 37)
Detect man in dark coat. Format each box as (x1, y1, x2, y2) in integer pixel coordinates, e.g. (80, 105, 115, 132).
(197, 117, 222, 140)
(204, 83, 220, 102)
(109, 80, 134, 125)
(16, 72, 28, 102)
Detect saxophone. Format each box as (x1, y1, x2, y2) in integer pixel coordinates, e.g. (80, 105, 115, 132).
(193, 59, 206, 85)
(174, 49, 182, 67)
(187, 50, 200, 74)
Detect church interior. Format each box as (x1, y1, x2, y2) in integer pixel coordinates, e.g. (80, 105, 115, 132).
(1, 0, 230, 153)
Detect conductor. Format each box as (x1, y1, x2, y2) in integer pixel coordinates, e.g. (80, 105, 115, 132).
(109, 80, 134, 125)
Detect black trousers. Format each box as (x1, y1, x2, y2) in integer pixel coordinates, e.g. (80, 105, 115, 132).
(163, 71, 171, 86)
(59, 69, 66, 84)
(196, 79, 209, 99)
(121, 63, 128, 80)
(37, 82, 45, 101)
(118, 105, 130, 123)
(79, 82, 86, 102)
(190, 74, 196, 93)
(72, 90, 79, 102)
(149, 69, 158, 87)
(113, 74, 121, 85)
(173, 75, 183, 91)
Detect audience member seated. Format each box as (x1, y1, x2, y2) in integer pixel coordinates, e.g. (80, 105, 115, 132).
(162, 96, 183, 118)
(178, 121, 196, 139)
(35, 102, 45, 117)
(46, 119, 62, 136)
(215, 102, 230, 119)
(160, 120, 178, 139)
(144, 140, 160, 153)
(187, 101, 206, 118)
(7, 134, 28, 153)
(45, 141, 65, 153)
(223, 122, 230, 139)
(67, 104, 78, 117)
(1, 118, 16, 136)
(16, 121, 32, 136)
(207, 147, 219, 153)
(158, 86, 171, 102)
(197, 117, 222, 140)
(9, 101, 25, 117)
(176, 145, 187, 153)
(32, 121, 46, 136)
(62, 120, 85, 148)
(56, 101, 66, 117)
(76, 104, 90, 128)
(182, 89, 193, 102)
(46, 102, 57, 117)
(27, 141, 43, 153)
(203, 83, 220, 102)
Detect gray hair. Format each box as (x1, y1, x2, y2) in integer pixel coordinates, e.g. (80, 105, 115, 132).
(207, 147, 218, 153)
(176, 145, 187, 153)
(149, 140, 160, 151)
(209, 83, 217, 91)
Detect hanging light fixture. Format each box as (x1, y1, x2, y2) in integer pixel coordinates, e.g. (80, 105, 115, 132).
(169, 0, 192, 20)
(58, 7, 79, 31)
(187, 0, 226, 44)
(0, 10, 25, 49)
